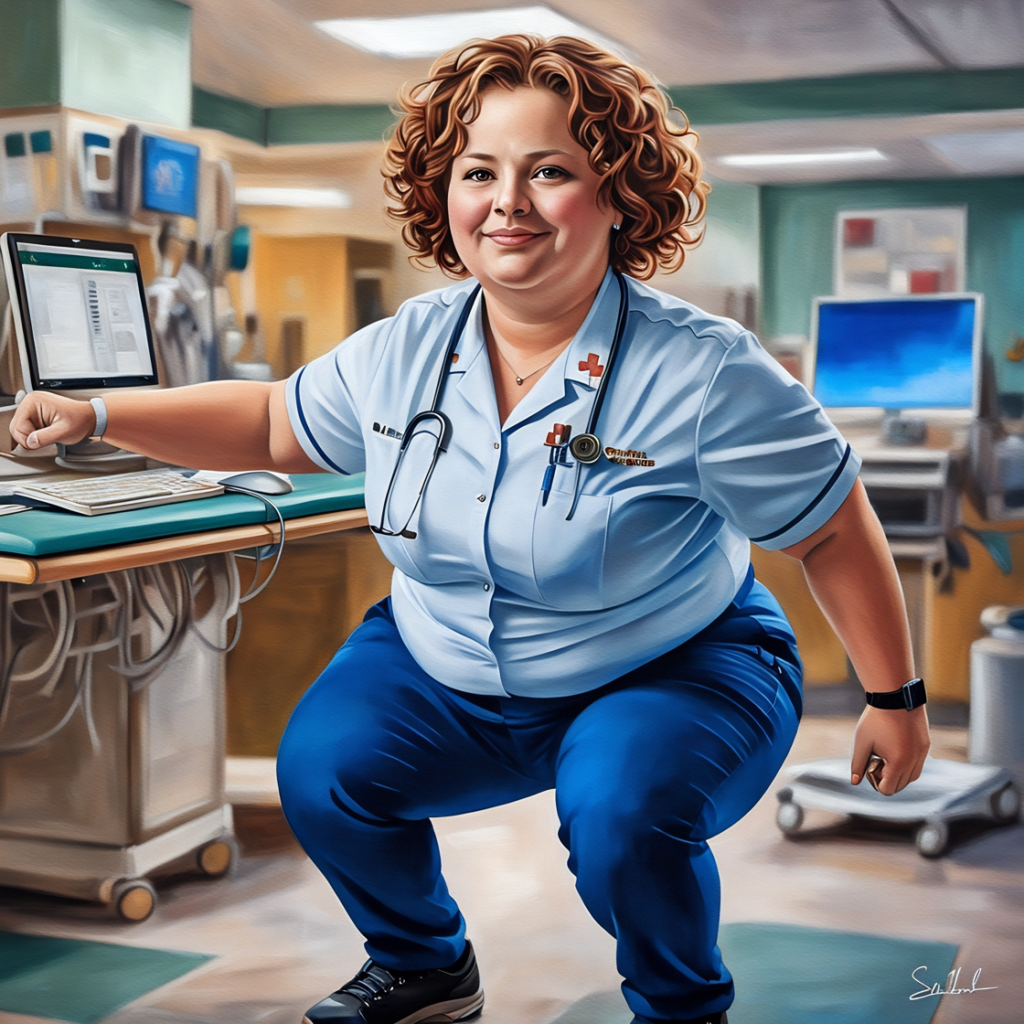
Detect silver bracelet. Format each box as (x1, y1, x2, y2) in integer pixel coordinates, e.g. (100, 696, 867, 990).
(89, 396, 108, 438)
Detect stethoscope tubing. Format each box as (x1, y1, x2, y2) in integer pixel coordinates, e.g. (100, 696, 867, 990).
(565, 271, 629, 521)
(430, 284, 483, 415)
(378, 272, 629, 534)
(372, 287, 480, 539)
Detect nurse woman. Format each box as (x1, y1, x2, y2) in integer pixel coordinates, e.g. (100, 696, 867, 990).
(12, 34, 929, 1024)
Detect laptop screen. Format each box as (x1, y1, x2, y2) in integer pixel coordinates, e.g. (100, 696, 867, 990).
(2, 232, 158, 391)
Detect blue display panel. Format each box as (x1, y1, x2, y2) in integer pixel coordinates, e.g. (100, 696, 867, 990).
(141, 135, 200, 218)
(812, 295, 981, 411)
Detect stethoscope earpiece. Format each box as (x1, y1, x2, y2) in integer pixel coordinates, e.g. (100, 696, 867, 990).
(569, 433, 602, 465)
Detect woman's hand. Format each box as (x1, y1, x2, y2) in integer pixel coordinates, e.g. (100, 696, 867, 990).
(850, 705, 930, 795)
(10, 392, 96, 450)
(782, 480, 930, 795)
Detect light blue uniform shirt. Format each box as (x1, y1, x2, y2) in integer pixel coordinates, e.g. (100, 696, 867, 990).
(287, 269, 860, 697)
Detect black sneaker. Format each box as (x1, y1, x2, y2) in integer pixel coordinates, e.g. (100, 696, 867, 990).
(303, 941, 484, 1024)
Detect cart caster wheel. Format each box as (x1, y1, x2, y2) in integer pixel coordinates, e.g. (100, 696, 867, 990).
(197, 838, 234, 877)
(915, 819, 949, 858)
(112, 879, 156, 922)
(991, 783, 1021, 823)
(776, 799, 804, 835)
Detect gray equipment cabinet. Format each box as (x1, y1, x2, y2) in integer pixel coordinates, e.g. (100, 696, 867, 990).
(0, 554, 239, 921)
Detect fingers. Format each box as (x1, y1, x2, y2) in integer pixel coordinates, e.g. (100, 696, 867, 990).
(10, 394, 93, 449)
(850, 722, 873, 785)
(29, 421, 78, 449)
(852, 704, 930, 795)
(865, 754, 904, 796)
(9, 399, 42, 448)
(877, 764, 907, 797)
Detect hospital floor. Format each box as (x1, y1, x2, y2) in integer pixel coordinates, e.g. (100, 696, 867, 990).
(0, 709, 1020, 1024)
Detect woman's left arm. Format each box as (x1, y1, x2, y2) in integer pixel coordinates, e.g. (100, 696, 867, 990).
(781, 479, 930, 795)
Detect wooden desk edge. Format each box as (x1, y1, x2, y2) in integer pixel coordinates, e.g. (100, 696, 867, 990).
(0, 508, 370, 584)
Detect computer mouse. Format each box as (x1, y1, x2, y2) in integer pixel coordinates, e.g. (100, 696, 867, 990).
(220, 471, 294, 495)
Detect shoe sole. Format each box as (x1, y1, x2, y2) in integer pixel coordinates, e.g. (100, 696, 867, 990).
(302, 990, 484, 1024)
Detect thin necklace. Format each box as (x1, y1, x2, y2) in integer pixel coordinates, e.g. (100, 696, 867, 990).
(493, 341, 560, 386)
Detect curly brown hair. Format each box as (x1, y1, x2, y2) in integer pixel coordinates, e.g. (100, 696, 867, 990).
(382, 34, 708, 280)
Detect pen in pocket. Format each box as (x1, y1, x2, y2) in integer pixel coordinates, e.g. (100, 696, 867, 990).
(541, 423, 572, 505)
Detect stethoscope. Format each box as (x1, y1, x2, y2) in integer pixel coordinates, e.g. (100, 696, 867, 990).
(370, 272, 629, 539)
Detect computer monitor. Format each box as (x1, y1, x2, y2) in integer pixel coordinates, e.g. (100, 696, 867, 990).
(1, 232, 159, 469)
(1, 232, 158, 394)
(810, 293, 983, 420)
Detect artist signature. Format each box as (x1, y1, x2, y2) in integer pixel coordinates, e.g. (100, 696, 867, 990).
(910, 966, 998, 1000)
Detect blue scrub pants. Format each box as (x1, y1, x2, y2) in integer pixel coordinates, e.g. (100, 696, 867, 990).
(277, 576, 802, 1023)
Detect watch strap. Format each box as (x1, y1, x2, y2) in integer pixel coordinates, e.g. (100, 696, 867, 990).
(89, 396, 108, 438)
(865, 677, 927, 711)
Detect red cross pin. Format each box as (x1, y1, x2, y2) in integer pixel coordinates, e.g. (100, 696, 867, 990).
(579, 352, 604, 377)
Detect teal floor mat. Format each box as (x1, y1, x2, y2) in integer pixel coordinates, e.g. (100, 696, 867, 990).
(0, 932, 213, 1024)
(720, 922, 958, 1024)
(549, 922, 958, 1024)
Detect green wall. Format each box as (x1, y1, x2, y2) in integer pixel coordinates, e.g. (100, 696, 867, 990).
(0, 0, 190, 127)
(0, 0, 61, 108)
(192, 87, 266, 145)
(62, 0, 191, 128)
(682, 176, 759, 289)
(191, 88, 396, 146)
(671, 67, 1024, 126)
(761, 177, 1024, 397)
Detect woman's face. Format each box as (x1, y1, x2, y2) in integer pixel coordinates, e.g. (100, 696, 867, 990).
(448, 86, 617, 302)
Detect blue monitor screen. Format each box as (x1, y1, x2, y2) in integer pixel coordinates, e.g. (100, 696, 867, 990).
(812, 295, 980, 410)
(141, 135, 200, 218)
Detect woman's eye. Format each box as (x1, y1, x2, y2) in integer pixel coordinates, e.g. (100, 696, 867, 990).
(465, 168, 493, 182)
(534, 166, 567, 180)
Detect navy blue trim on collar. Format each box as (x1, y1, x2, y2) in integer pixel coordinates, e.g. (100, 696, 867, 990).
(751, 443, 852, 544)
(293, 366, 350, 476)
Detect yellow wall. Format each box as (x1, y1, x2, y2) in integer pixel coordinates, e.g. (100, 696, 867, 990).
(251, 233, 350, 376)
(924, 520, 1024, 702)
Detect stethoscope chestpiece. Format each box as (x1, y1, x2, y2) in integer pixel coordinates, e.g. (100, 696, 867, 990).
(569, 433, 602, 465)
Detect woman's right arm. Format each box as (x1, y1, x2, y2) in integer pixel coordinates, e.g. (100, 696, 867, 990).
(9, 380, 322, 473)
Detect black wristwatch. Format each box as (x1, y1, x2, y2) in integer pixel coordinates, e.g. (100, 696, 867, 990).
(865, 677, 927, 711)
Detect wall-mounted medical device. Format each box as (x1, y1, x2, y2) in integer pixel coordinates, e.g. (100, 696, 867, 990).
(80, 130, 120, 212)
(119, 125, 200, 222)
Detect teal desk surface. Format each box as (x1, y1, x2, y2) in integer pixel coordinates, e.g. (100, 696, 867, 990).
(0, 473, 366, 558)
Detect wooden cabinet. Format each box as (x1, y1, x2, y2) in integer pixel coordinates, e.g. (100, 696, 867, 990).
(225, 528, 393, 756)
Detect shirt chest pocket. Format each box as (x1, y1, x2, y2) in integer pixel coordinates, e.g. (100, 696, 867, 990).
(530, 483, 612, 609)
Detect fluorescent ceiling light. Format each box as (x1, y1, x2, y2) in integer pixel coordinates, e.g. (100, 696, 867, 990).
(718, 149, 888, 168)
(235, 187, 351, 208)
(315, 6, 622, 59)
(925, 128, 1024, 174)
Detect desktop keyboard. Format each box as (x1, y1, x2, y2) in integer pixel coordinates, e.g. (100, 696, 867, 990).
(14, 468, 225, 516)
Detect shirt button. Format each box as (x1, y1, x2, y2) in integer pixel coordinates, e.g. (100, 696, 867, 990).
(493, 442, 500, 449)
(477, 493, 487, 502)
(483, 583, 491, 591)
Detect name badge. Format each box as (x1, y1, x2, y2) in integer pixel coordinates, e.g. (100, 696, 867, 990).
(605, 446, 655, 467)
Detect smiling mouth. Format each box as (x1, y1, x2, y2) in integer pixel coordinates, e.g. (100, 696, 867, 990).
(485, 231, 546, 247)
